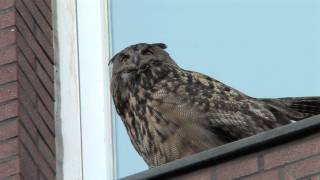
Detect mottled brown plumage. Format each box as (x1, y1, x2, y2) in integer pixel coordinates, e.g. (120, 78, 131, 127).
(110, 43, 320, 167)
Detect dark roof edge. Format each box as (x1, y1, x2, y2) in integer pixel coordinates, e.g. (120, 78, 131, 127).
(121, 115, 320, 180)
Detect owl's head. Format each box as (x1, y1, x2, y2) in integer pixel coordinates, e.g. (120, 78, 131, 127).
(109, 43, 177, 81)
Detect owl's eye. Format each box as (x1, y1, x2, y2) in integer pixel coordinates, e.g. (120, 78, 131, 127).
(120, 55, 129, 62)
(142, 49, 153, 55)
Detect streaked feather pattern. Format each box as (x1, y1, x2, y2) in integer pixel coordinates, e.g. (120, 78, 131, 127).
(110, 43, 320, 166)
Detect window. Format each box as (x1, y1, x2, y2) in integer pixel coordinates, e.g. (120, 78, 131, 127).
(111, 0, 320, 178)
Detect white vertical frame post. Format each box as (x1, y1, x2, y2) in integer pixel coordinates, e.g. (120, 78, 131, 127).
(54, 0, 114, 179)
(54, 0, 83, 180)
(76, 0, 115, 180)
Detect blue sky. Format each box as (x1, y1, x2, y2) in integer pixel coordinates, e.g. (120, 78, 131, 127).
(111, 0, 320, 178)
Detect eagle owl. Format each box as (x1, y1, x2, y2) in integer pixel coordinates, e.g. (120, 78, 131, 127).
(110, 43, 320, 167)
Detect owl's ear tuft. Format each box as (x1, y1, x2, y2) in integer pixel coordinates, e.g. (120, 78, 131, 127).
(152, 43, 167, 49)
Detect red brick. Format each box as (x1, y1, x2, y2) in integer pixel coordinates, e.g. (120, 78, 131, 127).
(38, 137, 55, 171)
(170, 167, 213, 180)
(17, 34, 36, 69)
(239, 170, 279, 180)
(20, 89, 55, 153)
(0, 46, 16, 66)
(0, 0, 56, 179)
(0, 82, 17, 103)
(216, 156, 258, 180)
(20, 125, 55, 180)
(16, 14, 54, 80)
(0, 82, 18, 103)
(20, 0, 53, 44)
(0, 158, 19, 179)
(40, 173, 45, 180)
(18, 67, 37, 105)
(16, 0, 36, 32)
(18, 46, 54, 115)
(44, 0, 51, 10)
(37, 100, 54, 134)
(310, 174, 320, 180)
(20, 145, 38, 180)
(0, 100, 18, 122)
(0, 28, 16, 49)
(33, 0, 52, 27)
(0, 63, 17, 84)
(0, 10, 15, 29)
(19, 106, 38, 141)
(0, 119, 18, 141)
(0, 138, 18, 160)
(0, 0, 15, 9)
(37, 61, 54, 97)
(284, 155, 320, 179)
(34, 25, 53, 60)
(5, 174, 21, 180)
(264, 134, 320, 169)
(16, 0, 53, 61)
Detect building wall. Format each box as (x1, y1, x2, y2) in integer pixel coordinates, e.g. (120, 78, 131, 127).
(0, 0, 55, 179)
(169, 132, 320, 180)
(1, 0, 319, 180)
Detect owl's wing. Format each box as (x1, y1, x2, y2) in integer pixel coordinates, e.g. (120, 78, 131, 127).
(148, 70, 277, 143)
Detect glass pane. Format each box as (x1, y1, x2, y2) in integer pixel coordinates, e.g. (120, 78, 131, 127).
(111, 0, 320, 178)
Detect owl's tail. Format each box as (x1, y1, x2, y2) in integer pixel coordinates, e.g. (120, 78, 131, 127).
(260, 96, 320, 121)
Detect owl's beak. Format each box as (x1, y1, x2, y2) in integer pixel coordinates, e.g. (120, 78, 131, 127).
(138, 64, 150, 74)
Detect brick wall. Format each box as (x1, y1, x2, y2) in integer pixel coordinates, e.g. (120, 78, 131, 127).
(0, 0, 55, 179)
(169, 132, 320, 180)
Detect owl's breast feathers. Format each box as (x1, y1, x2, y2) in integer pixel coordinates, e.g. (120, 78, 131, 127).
(112, 63, 290, 166)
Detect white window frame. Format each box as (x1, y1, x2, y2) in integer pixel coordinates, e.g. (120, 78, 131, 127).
(54, 0, 115, 179)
